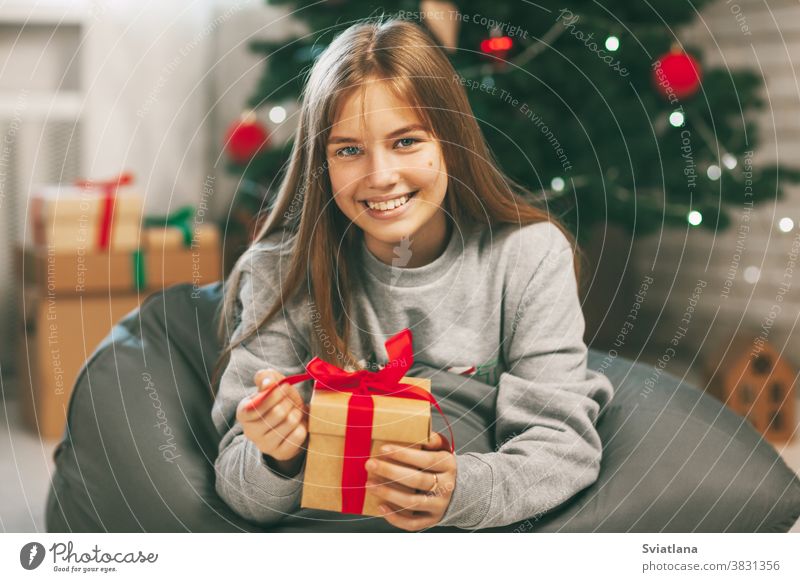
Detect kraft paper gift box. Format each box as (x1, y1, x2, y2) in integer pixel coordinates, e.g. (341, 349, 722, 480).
(17, 286, 144, 440)
(15, 244, 146, 439)
(276, 328, 452, 517)
(302, 374, 433, 516)
(15, 228, 221, 439)
(139, 205, 222, 288)
(142, 205, 202, 250)
(17, 225, 221, 294)
(30, 173, 143, 252)
(142, 223, 222, 289)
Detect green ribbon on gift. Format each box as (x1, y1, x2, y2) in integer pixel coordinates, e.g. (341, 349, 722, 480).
(131, 249, 147, 291)
(143, 205, 195, 247)
(133, 205, 198, 291)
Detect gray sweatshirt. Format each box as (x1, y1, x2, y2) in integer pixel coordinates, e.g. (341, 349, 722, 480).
(211, 220, 614, 530)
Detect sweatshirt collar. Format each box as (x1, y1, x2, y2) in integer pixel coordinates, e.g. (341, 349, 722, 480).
(358, 222, 466, 287)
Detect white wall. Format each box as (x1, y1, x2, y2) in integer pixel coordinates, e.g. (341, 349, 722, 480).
(81, 0, 217, 215)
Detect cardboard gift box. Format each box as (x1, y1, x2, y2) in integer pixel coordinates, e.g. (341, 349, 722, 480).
(301, 375, 433, 516)
(18, 224, 221, 293)
(30, 173, 143, 252)
(17, 285, 144, 440)
(142, 223, 222, 288)
(286, 328, 453, 517)
(14, 226, 222, 439)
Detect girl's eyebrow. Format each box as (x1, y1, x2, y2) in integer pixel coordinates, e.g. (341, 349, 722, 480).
(327, 123, 429, 144)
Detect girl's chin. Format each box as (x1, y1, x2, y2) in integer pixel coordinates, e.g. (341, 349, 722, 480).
(361, 226, 416, 244)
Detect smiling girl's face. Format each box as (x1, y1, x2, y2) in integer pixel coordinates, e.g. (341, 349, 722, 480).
(326, 80, 449, 267)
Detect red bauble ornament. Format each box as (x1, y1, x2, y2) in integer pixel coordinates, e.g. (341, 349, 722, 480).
(652, 50, 702, 100)
(480, 35, 513, 61)
(225, 111, 269, 163)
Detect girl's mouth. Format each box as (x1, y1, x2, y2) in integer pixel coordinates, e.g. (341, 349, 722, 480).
(361, 190, 418, 220)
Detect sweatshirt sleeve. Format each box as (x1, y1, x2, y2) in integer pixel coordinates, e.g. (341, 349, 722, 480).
(437, 239, 614, 530)
(211, 246, 312, 527)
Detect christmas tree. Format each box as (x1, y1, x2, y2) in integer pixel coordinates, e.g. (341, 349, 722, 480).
(223, 0, 800, 243)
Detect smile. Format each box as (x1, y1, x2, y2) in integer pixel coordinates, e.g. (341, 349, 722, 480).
(359, 190, 419, 221)
(361, 191, 418, 212)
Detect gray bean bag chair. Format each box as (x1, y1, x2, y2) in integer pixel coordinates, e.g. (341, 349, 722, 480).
(45, 282, 800, 532)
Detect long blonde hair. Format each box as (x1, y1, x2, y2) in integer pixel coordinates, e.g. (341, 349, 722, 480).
(211, 18, 580, 392)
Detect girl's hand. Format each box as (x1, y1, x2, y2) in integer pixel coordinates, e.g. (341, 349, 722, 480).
(365, 432, 456, 531)
(236, 369, 308, 471)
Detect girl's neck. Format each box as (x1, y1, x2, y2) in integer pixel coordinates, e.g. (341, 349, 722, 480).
(363, 212, 451, 268)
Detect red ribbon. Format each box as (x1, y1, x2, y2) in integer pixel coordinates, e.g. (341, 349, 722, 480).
(282, 328, 454, 514)
(75, 172, 134, 251)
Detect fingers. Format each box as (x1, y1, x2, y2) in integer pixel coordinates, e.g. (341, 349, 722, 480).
(366, 456, 437, 492)
(253, 368, 285, 391)
(282, 382, 305, 410)
(247, 370, 305, 412)
(238, 390, 301, 430)
(383, 502, 438, 531)
(254, 368, 303, 406)
(365, 457, 442, 514)
(241, 381, 303, 417)
(239, 369, 308, 463)
(368, 481, 435, 513)
(258, 394, 301, 430)
(421, 431, 450, 452)
(243, 371, 284, 413)
(272, 421, 308, 458)
(242, 386, 277, 413)
(379, 501, 437, 532)
(379, 443, 455, 473)
(258, 406, 306, 453)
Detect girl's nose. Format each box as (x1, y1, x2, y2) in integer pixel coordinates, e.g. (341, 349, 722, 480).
(365, 150, 400, 190)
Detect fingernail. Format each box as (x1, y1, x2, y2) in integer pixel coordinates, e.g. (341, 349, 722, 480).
(381, 445, 395, 454)
(365, 459, 376, 471)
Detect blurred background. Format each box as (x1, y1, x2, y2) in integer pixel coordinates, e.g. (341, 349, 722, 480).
(0, 0, 798, 531)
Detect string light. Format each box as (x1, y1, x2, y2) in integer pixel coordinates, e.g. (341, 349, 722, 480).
(669, 110, 685, 127)
(707, 165, 722, 180)
(551, 177, 566, 192)
(687, 210, 703, 226)
(778, 217, 794, 232)
(269, 106, 287, 123)
(605, 36, 620, 51)
(722, 153, 737, 169)
(743, 266, 760, 284)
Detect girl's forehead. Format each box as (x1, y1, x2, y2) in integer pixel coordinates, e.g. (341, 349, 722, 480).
(331, 81, 423, 130)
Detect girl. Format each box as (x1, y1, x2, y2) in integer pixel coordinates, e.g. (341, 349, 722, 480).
(211, 18, 613, 531)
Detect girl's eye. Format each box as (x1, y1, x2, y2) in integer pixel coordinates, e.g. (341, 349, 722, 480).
(395, 137, 419, 149)
(336, 145, 362, 158)
(334, 138, 420, 157)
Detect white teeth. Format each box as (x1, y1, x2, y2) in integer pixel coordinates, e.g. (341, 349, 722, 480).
(366, 194, 410, 211)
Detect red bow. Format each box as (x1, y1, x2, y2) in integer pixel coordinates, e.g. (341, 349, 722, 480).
(75, 172, 134, 251)
(282, 328, 454, 514)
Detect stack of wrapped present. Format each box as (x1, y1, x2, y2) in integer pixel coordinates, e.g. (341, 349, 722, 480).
(17, 172, 221, 438)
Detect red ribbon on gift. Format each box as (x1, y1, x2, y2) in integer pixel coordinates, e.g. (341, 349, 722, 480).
(282, 328, 455, 515)
(74, 172, 134, 251)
